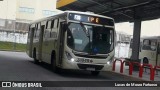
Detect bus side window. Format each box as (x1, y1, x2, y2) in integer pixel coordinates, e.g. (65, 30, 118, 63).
(143, 39, 151, 50)
(34, 24, 37, 38)
(36, 23, 41, 39)
(150, 40, 157, 51)
(28, 26, 31, 39)
(45, 20, 51, 38)
(54, 19, 58, 28)
(50, 19, 58, 38)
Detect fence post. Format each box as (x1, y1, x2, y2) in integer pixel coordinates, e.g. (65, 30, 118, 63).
(112, 59, 122, 73)
(129, 62, 133, 75)
(120, 61, 123, 73)
(139, 64, 143, 78)
(150, 67, 155, 81)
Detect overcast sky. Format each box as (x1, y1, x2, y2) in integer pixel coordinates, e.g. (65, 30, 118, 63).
(115, 18, 160, 37)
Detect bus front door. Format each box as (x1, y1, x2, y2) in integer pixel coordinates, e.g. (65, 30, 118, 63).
(57, 22, 66, 67)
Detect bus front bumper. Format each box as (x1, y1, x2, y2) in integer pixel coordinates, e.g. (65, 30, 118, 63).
(61, 59, 112, 71)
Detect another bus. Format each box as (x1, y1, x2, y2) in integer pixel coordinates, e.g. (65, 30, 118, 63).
(26, 11, 116, 75)
(128, 36, 160, 66)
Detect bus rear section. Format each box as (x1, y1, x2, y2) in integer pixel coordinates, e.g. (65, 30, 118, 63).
(128, 37, 160, 66)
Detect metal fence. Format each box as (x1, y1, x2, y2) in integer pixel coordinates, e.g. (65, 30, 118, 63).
(0, 31, 28, 51)
(0, 19, 29, 52)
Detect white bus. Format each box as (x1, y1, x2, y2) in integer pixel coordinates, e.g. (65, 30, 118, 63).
(128, 36, 160, 66)
(26, 11, 116, 75)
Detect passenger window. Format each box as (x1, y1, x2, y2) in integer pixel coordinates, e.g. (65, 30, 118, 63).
(48, 21, 51, 29)
(51, 20, 54, 29)
(142, 39, 157, 51)
(54, 19, 58, 28)
(50, 19, 58, 38)
(142, 40, 151, 50)
(36, 23, 41, 38)
(44, 20, 52, 38)
(151, 41, 157, 51)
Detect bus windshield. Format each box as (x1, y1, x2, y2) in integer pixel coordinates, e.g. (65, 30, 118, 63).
(67, 23, 114, 54)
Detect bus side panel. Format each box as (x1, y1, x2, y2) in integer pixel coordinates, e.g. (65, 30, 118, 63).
(42, 19, 60, 64)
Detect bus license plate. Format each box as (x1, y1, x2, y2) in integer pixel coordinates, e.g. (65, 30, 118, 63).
(77, 58, 93, 63)
(87, 68, 95, 71)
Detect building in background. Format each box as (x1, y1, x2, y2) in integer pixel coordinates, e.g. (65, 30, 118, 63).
(116, 31, 132, 44)
(0, 0, 60, 44)
(0, 0, 60, 32)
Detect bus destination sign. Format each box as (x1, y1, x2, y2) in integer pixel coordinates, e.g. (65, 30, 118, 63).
(68, 13, 114, 26)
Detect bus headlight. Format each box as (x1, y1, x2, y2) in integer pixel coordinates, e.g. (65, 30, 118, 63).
(107, 56, 114, 65)
(65, 51, 75, 62)
(71, 58, 75, 62)
(107, 61, 110, 65)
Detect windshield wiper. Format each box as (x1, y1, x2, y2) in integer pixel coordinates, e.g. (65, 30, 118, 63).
(80, 22, 92, 54)
(80, 22, 90, 37)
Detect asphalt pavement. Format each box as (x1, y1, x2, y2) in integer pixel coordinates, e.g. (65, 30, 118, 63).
(0, 51, 159, 90)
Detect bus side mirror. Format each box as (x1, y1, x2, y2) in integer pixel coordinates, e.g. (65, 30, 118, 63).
(60, 22, 67, 31)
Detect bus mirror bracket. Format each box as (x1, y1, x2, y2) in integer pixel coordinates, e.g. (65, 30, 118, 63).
(61, 22, 67, 32)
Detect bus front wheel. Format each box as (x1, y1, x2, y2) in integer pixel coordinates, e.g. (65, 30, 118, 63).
(91, 71, 100, 76)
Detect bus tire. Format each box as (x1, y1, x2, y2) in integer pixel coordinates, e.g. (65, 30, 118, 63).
(33, 48, 38, 64)
(91, 71, 100, 76)
(143, 57, 149, 64)
(51, 51, 58, 73)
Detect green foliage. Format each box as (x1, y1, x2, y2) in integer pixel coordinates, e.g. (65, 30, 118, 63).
(0, 41, 26, 52)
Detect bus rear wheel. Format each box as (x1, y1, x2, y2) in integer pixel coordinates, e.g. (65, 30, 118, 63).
(51, 52, 58, 73)
(91, 71, 100, 76)
(143, 57, 149, 64)
(33, 48, 38, 64)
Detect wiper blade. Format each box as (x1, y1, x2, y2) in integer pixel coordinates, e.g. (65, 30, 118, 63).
(80, 22, 92, 53)
(80, 22, 90, 37)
